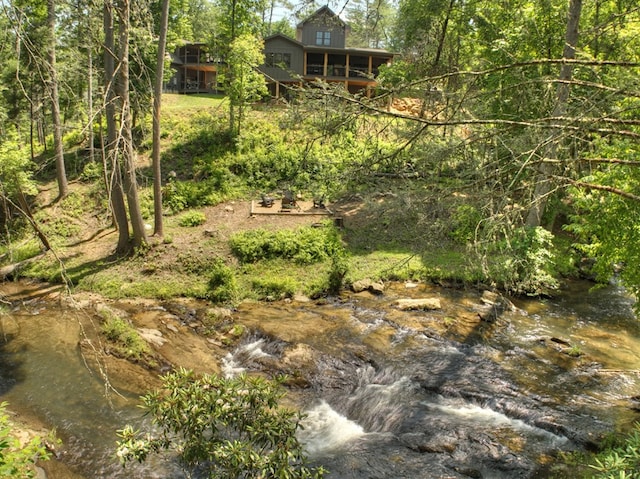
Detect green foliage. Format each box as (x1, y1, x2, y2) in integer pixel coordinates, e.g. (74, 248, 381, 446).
(230, 224, 342, 265)
(327, 249, 349, 295)
(0, 402, 52, 478)
(178, 210, 206, 227)
(0, 129, 37, 197)
(116, 369, 325, 479)
(486, 226, 559, 296)
(163, 167, 235, 214)
(100, 312, 150, 361)
(565, 139, 640, 299)
(80, 161, 103, 181)
(208, 259, 239, 303)
(450, 204, 482, 244)
(588, 423, 640, 479)
(251, 276, 298, 300)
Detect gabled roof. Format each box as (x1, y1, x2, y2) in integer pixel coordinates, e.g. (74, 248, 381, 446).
(296, 5, 346, 29)
(263, 33, 304, 48)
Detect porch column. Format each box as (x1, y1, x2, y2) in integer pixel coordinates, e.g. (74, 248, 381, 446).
(323, 53, 328, 77)
(346, 53, 350, 78)
(303, 52, 307, 76)
(368, 55, 373, 75)
(275, 81, 280, 98)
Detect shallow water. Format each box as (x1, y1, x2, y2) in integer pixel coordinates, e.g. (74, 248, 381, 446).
(0, 280, 638, 478)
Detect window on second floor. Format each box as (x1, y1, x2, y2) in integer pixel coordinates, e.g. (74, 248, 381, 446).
(315, 31, 331, 46)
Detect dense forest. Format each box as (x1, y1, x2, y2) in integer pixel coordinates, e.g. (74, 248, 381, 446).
(1, 0, 640, 476)
(0, 0, 639, 297)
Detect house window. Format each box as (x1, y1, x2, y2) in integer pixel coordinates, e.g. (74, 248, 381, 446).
(315, 31, 331, 46)
(266, 52, 291, 68)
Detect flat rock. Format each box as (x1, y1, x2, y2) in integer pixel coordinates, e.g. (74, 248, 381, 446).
(137, 328, 167, 347)
(393, 298, 442, 310)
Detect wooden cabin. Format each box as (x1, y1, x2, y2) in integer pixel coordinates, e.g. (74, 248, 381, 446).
(260, 6, 395, 98)
(167, 43, 223, 94)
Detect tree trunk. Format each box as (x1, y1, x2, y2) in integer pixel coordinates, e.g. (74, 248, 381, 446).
(104, 0, 130, 254)
(432, 0, 455, 73)
(47, 0, 68, 199)
(116, 0, 147, 250)
(87, 35, 95, 164)
(525, 0, 582, 228)
(152, 0, 170, 237)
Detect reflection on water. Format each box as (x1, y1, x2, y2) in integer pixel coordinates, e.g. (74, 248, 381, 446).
(0, 280, 638, 478)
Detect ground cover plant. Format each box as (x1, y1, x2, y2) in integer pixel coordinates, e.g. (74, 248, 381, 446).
(116, 369, 325, 479)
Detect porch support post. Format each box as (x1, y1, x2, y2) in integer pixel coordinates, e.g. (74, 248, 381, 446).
(323, 52, 328, 77)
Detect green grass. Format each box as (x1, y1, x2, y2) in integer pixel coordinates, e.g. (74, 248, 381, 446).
(161, 93, 227, 112)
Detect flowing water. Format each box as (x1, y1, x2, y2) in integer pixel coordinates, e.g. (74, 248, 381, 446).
(1, 280, 639, 478)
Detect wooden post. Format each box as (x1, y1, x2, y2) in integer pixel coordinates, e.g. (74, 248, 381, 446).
(323, 52, 328, 77)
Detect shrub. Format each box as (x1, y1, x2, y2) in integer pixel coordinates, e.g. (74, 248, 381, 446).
(100, 314, 150, 361)
(80, 161, 103, 181)
(230, 224, 342, 264)
(588, 423, 640, 478)
(251, 276, 298, 300)
(0, 402, 52, 478)
(208, 260, 238, 303)
(450, 204, 482, 244)
(116, 369, 325, 479)
(486, 226, 559, 296)
(178, 210, 206, 227)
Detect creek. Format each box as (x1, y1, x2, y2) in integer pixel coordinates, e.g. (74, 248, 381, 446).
(0, 280, 639, 478)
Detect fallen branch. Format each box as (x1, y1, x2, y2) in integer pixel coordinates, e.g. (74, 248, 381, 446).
(0, 252, 48, 280)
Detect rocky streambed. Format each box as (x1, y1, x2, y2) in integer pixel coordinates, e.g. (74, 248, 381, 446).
(1, 279, 639, 478)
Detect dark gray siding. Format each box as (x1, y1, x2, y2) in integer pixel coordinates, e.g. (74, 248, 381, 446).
(299, 15, 346, 48)
(262, 37, 304, 80)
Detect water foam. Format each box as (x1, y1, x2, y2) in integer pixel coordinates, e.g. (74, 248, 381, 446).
(298, 401, 366, 457)
(221, 339, 272, 377)
(423, 400, 568, 447)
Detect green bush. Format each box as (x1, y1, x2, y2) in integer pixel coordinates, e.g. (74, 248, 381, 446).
(588, 423, 640, 478)
(0, 402, 52, 478)
(100, 314, 150, 361)
(80, 161, 103, 181)
(116, 369, 325, 478)
(252, 276, 298, 300)
(450, 204, 482, 244)
(230, 224, 342, 264)
(178, 210, 206, 227)
(208, 260, 238, 303)
(487, 226, 559, 296)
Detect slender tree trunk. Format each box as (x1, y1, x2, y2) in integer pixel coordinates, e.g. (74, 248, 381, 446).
(525, 0, 582, 227)
(47, 0, 68, 199)
(16, 185, 51, 251)
(104, 0, 130, 254)
(87, 39, 95, 164)
(152, 0, 170, 237)
(116, 0, 147, 250)
(432, 0, 455, 72)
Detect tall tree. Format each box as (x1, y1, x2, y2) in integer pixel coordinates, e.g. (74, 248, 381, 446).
(345, 0, 394, 49)
(525, 0, 583, 227)
(152, 0, 171, 237)
(46, 0, 68, 199)
(103, 0, 131, 254)
(115, 0, 147, 250)
(227, 33, 268, 138)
